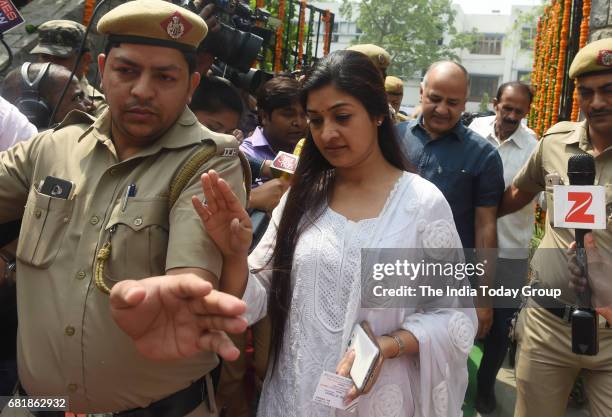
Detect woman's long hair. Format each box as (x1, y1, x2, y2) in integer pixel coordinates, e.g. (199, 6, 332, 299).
(267, 50, 412, 373)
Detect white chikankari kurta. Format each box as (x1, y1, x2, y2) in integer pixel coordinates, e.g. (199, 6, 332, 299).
(242, 172, 477, 417)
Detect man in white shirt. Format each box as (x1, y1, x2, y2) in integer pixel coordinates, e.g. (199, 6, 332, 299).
(0, 96, 37, 152)
(0, 96, 36, 396)
(469, 81, 537, 414)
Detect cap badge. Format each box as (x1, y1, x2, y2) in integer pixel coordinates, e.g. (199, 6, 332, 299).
(597, 50, 612, 67)
(161, 12, 192, 40)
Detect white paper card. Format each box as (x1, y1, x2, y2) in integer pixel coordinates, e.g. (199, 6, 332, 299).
(312, 371, 359, 411)
(553, 185, 607, 229)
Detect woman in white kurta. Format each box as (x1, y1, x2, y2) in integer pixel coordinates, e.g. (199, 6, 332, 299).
(194, 50, 477, 417)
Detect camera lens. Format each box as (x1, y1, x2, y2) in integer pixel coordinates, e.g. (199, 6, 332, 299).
(200, 23, 263, 72)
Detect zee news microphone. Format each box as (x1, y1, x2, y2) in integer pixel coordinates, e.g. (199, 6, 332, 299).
(567, 154, 598, 356)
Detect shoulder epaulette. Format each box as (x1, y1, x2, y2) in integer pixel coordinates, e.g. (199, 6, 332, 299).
(199, 126, 241, 157)
(53, 110, 96, 131)
(542, 121, 579, 137)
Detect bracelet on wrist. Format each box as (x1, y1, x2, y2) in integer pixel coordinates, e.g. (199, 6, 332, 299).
(384, 333, 405, 358)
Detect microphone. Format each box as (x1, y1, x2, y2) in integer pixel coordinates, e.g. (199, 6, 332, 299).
(250, 139, 304, 253)
(568, 154, 596, 296)
(567, 154, 598, 356)
(280, 138, 305, 181)
(270, 138, 305, 180)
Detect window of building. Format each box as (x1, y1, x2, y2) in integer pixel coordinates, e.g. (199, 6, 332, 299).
(332, 22, 339, 42)
(470, 33, 503, 55)
(469, 75, 499, 102)
(520, 26, 536, 50)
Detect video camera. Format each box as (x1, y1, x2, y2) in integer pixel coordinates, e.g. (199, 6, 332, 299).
(173, 0, 278, 72)
(211, 62, 273, 95)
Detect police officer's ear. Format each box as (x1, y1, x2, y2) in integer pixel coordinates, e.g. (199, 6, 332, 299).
(187, 72, 201, 104)
(98, 54, 107, 90)
(98, 54, 107, 75)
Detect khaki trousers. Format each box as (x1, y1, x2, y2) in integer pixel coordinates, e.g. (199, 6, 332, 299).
(514, 300, 612, 417)
(215, 316, 271, 417)
(215, 332, 250, 417)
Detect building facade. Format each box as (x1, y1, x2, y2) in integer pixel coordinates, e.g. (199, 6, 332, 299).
(311, 2, 537, 112)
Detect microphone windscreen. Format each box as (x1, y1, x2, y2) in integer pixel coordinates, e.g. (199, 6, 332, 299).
(567, 154, 595, 186)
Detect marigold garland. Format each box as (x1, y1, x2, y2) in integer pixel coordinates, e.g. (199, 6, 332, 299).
(551, 0, 571, 125)
(529, 0, 590, 136)
(533, 8, 549, 135)
(536, 5, 553, 136)
(322, 9, 331, 56)
(82, 0, 95, 27)
(274, 0, 287, 72)
(571, 0, 591, 121)
(528, 16, 542, 129)
(296, 0, 307, 69)
(544, 1, 561, 130)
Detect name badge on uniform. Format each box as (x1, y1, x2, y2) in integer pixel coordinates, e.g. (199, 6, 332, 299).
(222, 148, 237, 157)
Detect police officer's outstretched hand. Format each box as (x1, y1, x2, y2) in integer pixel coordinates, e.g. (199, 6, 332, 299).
(192, 170, 252, 258)
(110, 274, 247, 361)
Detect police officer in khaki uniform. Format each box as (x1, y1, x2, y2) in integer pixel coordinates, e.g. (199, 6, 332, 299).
(499, 37, 612, 417)
(346, 44, 404, 123)
(346, 43, 391, 79)
(0, 1, 250, 416)
(31, 20, 105, 108)
(385, 75, 410, 123)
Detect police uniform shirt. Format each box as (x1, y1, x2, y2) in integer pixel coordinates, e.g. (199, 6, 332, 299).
(513, 120, 612, 303)
(0, 107, 246, 412)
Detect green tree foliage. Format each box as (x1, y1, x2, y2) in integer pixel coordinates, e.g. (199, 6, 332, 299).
(507, 3, 545, 52)
(341, 0, 476, 78)
(479, 92, 490, 112)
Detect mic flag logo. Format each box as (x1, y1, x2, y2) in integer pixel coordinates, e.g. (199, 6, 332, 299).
(565, 192, 595, 223)
(271, 151, 299, 175)
(0, 0, 24, 34)
(553, 185, 607, 229)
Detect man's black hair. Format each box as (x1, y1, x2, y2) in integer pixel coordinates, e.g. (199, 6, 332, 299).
(256, 75, 301, 117)
(496, 81, 534, 105)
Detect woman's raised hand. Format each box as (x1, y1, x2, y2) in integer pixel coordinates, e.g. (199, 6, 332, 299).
(192, 170, 253, 258)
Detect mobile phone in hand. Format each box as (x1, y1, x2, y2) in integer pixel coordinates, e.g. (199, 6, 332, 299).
(348, 321, 381, 393)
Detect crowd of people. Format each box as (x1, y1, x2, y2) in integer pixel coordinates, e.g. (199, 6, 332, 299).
(0, 1, 610, 417)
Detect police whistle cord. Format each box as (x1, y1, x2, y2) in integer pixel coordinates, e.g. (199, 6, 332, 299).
(94, 241, 113, 295)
